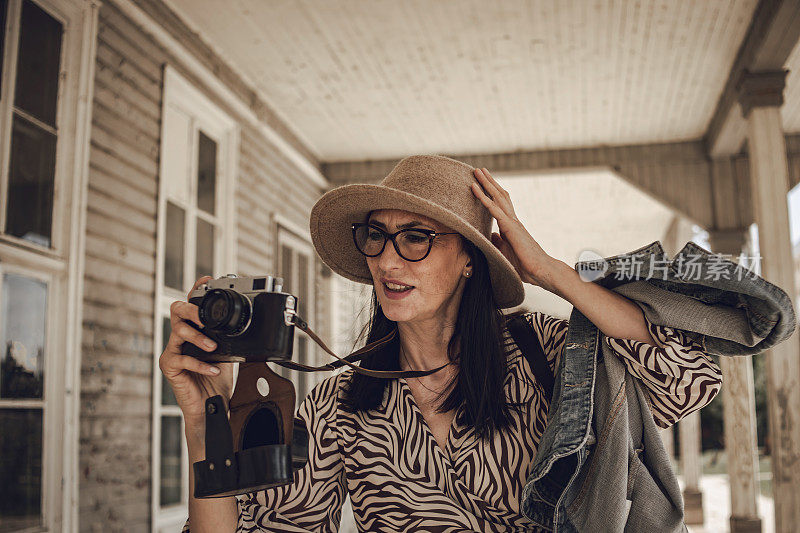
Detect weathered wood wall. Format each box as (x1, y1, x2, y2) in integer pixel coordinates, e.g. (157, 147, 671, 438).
(79, 2, 328, 530)
(81, 4, 165, 530)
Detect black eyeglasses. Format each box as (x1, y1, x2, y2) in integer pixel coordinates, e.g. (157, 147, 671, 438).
(351, 222, 460, 262)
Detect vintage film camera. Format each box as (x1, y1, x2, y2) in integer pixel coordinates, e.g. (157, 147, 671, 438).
(182, 274, 308, 498)
(184, 274, 297, 363)
(182, 273, 453, 498)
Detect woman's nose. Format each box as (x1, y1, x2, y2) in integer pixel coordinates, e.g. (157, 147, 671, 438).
(377, 237, 406, 269)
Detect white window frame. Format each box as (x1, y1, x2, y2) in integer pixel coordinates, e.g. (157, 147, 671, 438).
(0, 0, 71, 256)
(152, 64, 239, 531)
(330, 274, 372, 372)
(274, 213, 318, 405)
(0, 0, 98, 531)
(0, 262, 56, 532)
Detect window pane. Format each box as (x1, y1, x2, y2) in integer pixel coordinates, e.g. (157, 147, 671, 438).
(14, 0, 62, 126)
(296, 253, 309, 406)
(0, 408, 42, 531)
(5, 114, 56, 248)
(279, 245, 292, 379)
(161, 316, 177, 406)
(280, 244, 292, 293)
(296, 337, 307, 409)
(1, 273, 46, 399)
(195, 218, 214, 280)
(197, 132, 217, 215)
(297, 253, 308, 318)
(296, 253, 308, 406)
(159, 415, 182, 507)
(165, 202, 185, 291)
(0, 0, 7, 101)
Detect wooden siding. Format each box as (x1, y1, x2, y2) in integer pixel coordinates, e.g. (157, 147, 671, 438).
(80, 3, 328, 531)
(80, 3, 167, 531)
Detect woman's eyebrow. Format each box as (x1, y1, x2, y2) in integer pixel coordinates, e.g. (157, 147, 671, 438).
(368, 220, 433, 230)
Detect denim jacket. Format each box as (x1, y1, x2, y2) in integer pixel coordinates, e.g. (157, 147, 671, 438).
(520, 239, 797, 532)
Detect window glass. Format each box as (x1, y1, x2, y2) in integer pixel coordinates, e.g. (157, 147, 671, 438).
(161, 316, 177, 406)
(279, 244, 293, 380)
(280, 245, 292, 293)
(6, 114, 56, 247)
(1, 273, 46, 399)
(14, 0, 62, 126)
(156, 72, 231, 517)
(197, 131, 217, 215)
(297, 253, 308, 318)
(165, 202, 185, 291)
(296, 253, 309, 403)
(296, 336, 307, 407)
(195, 218, 214, 280)
(159, 416, 182, 507)
(0, 408, 42, 531)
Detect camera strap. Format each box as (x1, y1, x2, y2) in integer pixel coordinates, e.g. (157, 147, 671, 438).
(194, 303, 448, 500)
(273, 313, 452, 379)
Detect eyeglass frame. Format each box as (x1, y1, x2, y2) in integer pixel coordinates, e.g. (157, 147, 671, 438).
(351, 222, 462, 262)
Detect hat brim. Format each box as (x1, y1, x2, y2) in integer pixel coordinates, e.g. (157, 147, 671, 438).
(309, 184, 525, 309)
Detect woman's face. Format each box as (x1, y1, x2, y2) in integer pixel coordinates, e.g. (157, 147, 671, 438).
(364, 209, 472, 324)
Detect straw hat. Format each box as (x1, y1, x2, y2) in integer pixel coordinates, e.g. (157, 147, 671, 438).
(308, 154, 525, 309)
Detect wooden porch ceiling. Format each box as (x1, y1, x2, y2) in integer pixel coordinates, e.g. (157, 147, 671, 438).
(152, 0, 800, 232)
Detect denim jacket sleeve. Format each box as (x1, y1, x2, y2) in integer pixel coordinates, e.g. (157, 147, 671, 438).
(521, 239, 797, 533)
(600, 240, 797, 357)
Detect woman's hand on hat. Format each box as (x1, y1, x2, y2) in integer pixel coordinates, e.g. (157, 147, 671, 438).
(470, 167, 560, 291)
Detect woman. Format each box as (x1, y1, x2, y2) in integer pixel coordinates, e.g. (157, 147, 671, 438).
(165, 155, 722, 532)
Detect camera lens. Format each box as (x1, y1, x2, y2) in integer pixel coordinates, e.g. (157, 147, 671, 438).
(198, 289, 252, 336)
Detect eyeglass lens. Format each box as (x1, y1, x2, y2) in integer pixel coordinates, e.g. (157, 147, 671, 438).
(354, 225, 432, 261)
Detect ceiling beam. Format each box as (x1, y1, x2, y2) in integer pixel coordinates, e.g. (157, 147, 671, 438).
(322, 140, 714, 227)
(323, 133, 800, 231)
(704, 0, 800, 157)
(322, 141, 708, 183)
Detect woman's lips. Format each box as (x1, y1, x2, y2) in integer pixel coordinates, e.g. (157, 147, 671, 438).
(383, 282, 415, 300)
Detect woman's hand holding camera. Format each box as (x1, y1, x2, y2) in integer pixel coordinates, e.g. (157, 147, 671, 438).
(159, 275, 235, 443)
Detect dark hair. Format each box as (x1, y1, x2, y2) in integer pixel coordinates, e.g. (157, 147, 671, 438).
(339, 236, 526, 442)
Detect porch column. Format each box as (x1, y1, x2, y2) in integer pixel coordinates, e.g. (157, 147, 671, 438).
(738, 69, 800, 532)
(708, 228, 762, 533)
(667, 216, 705, 525)
(680, 410, 704, 525)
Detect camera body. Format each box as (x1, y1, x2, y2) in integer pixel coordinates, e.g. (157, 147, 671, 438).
(182, 274, 297, 363)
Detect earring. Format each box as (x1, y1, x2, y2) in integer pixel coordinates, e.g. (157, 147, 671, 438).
(465, 271, 471, 278)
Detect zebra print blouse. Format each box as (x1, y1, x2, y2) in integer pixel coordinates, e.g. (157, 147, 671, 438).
(182, 310, 722, 532)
